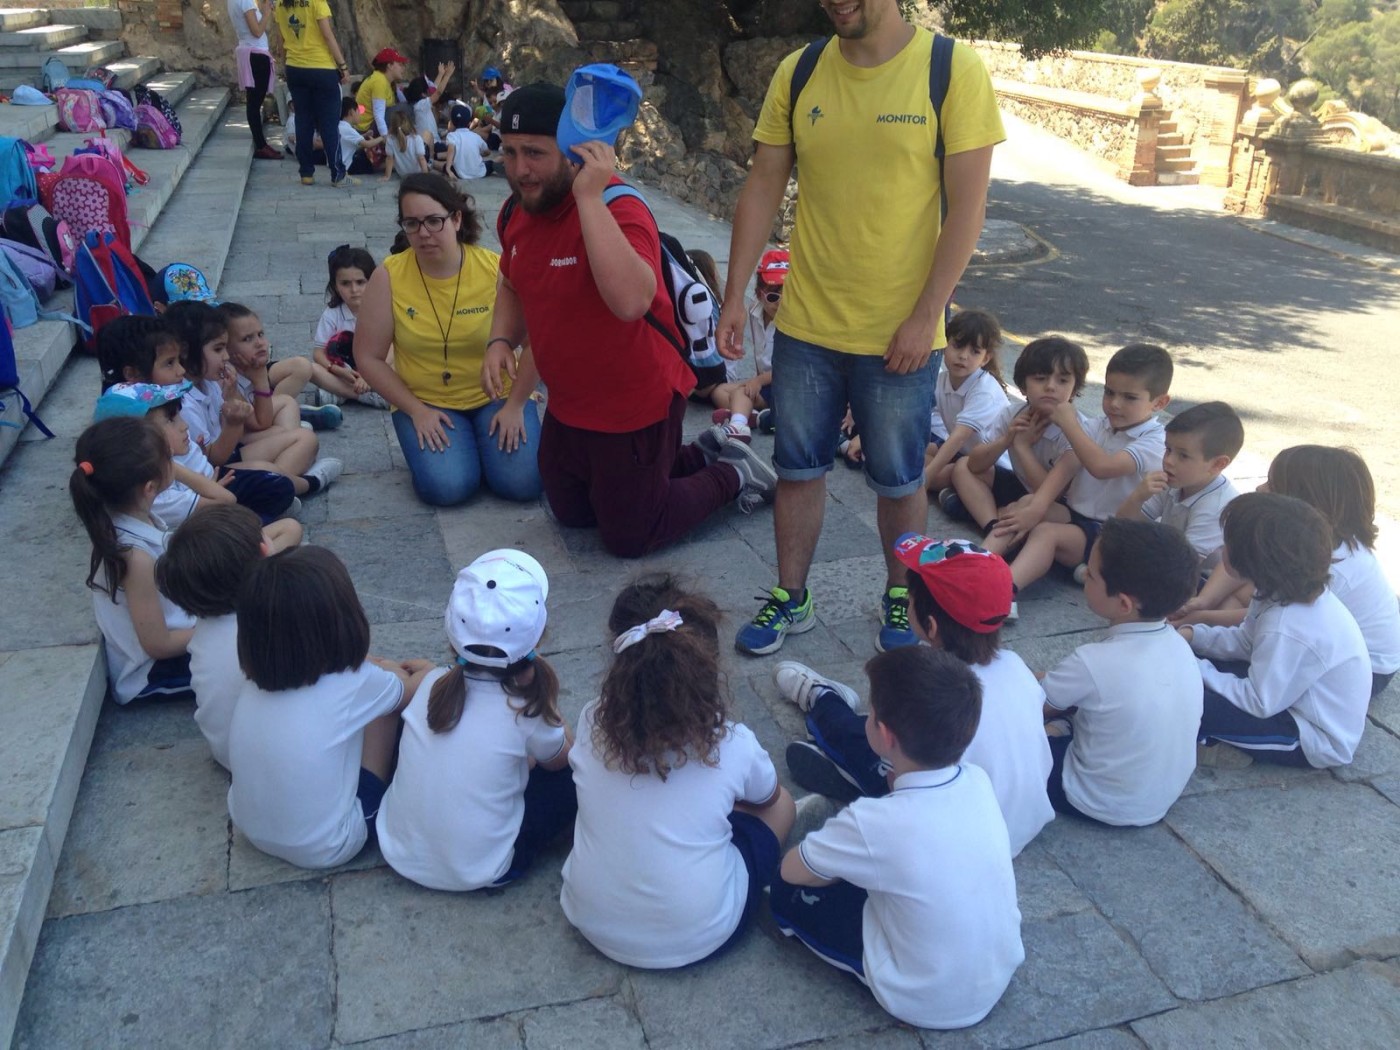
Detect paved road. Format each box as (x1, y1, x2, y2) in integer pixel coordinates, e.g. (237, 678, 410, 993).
(969, 115, 1400, 571)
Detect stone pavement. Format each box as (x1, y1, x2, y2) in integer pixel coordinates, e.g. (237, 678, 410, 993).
(6, 133, 1400, 1049)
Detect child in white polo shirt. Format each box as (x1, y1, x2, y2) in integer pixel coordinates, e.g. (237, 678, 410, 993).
(986, 343, 1171, 607)
(1118, 401, 1242, 573)
(1184, 493, 1371, 767)
(924, 309, 1010, 497)
(770, 646, 1023, 1030)
(777, 534, 1052, 857)
(1041, 518, 1202, 825)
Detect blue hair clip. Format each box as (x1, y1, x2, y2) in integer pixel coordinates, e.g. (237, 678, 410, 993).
(455, 655, 470, 667)
(525, 649, 537, 662)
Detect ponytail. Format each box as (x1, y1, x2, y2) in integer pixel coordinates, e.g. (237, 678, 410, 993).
(69, 418, 170, 600)
(427, 652, 562, 733)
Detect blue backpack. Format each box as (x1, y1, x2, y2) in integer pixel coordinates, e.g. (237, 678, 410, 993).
(0, 314, 54, 437)
(0, 136, 38, 210)
(72, 229, 154, 355)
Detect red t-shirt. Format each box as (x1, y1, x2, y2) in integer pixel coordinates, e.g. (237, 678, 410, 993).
(498, 180, 694, 433)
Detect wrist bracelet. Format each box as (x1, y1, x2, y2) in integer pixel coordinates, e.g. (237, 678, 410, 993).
(486, 337, 515, 350)
(252, 389, 273, 398)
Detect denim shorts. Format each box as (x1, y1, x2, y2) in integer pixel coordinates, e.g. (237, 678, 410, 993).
(771, 331, 934, 498)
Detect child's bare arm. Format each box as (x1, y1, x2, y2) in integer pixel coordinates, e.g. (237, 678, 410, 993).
(924, 423, 975, 487)
(1051, 402, 1140, 479)
(123, 549, 193, 658)
(991, 453, 1079, 543)
(173, 463, 236, 505)
(965, 428, 1013, 475)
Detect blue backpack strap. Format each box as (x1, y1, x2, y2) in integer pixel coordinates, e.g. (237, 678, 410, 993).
(788, 37, 830, 144)
(599, 184, 686, 357)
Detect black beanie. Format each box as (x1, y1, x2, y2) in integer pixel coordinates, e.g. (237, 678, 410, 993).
(498, 83, 565, 137)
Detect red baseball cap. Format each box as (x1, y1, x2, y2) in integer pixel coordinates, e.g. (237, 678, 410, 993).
(374, 48, 409, 66)
(892, 533, 1013, 633)
(758, 249, 790, 285)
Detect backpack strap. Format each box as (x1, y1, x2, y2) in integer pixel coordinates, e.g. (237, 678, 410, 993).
(787, 37, 830, 143)
(599, 183, 686, 357)
(930, 33, 954, 220)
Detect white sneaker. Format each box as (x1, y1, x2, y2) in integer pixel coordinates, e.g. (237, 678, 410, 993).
(774, 660, 860, 713)
(281, 496, 304, 521)
(306, 457, 342, 491)
(1072, 563, 1088, 586)
(357, 390, 391, 410)
(1005, 601, 1019, 622)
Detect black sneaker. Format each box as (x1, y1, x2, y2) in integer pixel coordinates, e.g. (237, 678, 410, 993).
(785, 741, 863, 804)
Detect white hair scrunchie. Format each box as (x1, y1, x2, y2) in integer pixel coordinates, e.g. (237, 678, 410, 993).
(612, 609, 685, 653)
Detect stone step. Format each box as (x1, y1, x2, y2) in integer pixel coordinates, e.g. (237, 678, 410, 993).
(0, 37, 123, 70)
(105, 54, 162, 93)
(1156, 131, 1184, 148)
(0, 83, 231, 470)
(0, 98, 250, 1050)
(0, 64, 177, 141)
(0, 22, 86, 50)
(1157, 170, 1201, 186)
(1155, 144, 1192, 163)
(0, 9, 48, 33)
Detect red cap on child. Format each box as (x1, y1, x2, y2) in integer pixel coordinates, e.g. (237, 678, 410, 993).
(892, 533, 1012, 633)
(757, 249, 790, 285)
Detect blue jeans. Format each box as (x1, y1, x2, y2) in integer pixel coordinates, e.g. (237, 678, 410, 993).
(771, 331, 934, 498)
(391, 400, 542, 507)
(285, 64, 344, 181)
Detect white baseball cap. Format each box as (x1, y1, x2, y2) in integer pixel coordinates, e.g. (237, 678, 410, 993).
(444, 549, 549, 668)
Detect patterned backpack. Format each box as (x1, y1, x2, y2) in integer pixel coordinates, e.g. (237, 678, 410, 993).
(55, 87, 106, 134)
(49, 153, 131, 248)
(98, 90, 137, 134)
(133, 103, 179, 150)
(133, 86, 182, 140)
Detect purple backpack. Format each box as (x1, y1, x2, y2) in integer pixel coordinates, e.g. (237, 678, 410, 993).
(99, 90, 137, 133)
(133, 103, 179, 150)
(0, 237, 64, 301)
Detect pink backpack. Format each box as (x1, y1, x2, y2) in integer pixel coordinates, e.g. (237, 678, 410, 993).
(55, 88, 106, 134)
(132, 103, 179, 150)
(79, 136, 148, 191)
(49, 153, 131, 248)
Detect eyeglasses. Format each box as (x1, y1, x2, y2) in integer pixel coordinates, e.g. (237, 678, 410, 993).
(762, 290, 783, 303)
(398, 214, 452, 234)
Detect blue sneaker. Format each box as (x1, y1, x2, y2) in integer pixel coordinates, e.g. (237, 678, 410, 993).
(735, 586, 816, 655)
(876, 586, 917, 652)
(299, 403, 343, 431)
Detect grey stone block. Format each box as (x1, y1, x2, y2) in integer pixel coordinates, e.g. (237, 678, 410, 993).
(1027, 1030, 1146, 1050)
(1331, 719, 1400, 783)
(86, 695, 204, 757)
(227, 825, 383, 893)
(0, 826, 52, 1050)
(786, 1029, 923, 1050)
(330, 867, 623, 1044)
(938, 910, 1174, 1050)
(521, 997, 647, 1050)
(808, 555, 889, 626)
(1038, 820, 1308, 1000)
(316, 513, 454, 626)
(1374, 779, 1400, 807)
(1130, 961, 1400, 1049)
(14, 881, 333, 1050)
(47, 738, 229, 918)
(1012, 839, 1094, 924)
(629, 925, 889, 1049)
(1166, 781, 1400, 968)
(437, 491, 576, 577)
(341, 1016, 522, 1048)
(1177, 760, 1316, 798)
(370, 618, 447, 666)
(326, 469, 436, 523)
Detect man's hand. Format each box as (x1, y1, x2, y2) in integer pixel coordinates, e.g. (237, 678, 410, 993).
(717, 298, 747, 361)
(570, 140, 616, 202)
(883, 312, 937, 375)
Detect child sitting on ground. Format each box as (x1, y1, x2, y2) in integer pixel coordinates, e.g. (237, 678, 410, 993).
(924, 309, 1009, 500)
(383, 107, 429, 181)
(769, 646, 1024, 1030)
(162, 303, 325, 487)
(1041, 518, 1202, 823)
(950, 335, 1089, 532)
(156, 504, 300, 769)
(1182, 492, 1371, 767)
(1117, 400, 1242, 572)
(228, 546, 432, 868)
(986, 343, 1172, 611)
(561, 573, 795, 967)
(71, 416, 195, 704)
(312, 246, 389, 408)
(709, 249, 787, 439)
(376, 550, 577, 891)
(337, 97, 383, 176)
(217, 301, 342, 432)
(775, 534, 1052, 857)
(1268, 446, 1399, 698)
(441, 105, 493, 181)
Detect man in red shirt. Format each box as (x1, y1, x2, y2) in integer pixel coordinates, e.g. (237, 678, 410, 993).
(481, 83, 776, 557)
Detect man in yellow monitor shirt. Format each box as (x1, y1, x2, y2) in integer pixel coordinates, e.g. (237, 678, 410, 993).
(717, 0, 1004, 657)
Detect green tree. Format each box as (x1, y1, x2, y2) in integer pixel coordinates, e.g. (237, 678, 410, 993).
(898, 0, 1110, 57)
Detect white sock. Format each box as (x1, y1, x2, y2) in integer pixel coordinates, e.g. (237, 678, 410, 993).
(731, 413, 749, 428)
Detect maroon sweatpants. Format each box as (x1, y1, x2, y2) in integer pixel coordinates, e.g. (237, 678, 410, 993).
(538, 394, 741, 558)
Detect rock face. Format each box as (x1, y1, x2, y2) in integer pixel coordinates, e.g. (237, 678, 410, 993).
(148, 0, 841, 225)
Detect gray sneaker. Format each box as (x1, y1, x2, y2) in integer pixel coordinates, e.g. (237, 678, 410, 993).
(306, 457, 342, 492)
(718, 441, 777, 513)
(356, 390, 391, 410)
(774, 660, 861, 713)
(788, 792, 839, 848)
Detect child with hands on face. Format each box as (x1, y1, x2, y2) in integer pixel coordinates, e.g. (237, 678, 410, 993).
(950, 336, 1089, 534)
(216, 301, 342, 433)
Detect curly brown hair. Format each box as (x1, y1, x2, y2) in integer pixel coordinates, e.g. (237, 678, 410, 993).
(594, 573, 726, 780)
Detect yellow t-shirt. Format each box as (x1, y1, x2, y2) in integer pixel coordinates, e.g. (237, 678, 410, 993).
(273, 0, 335, 70)
(354, 71, 395, 132)
(384, 244, 503, 412)
(753, 30, 1005, 354)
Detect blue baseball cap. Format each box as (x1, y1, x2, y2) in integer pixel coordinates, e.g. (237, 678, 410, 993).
(156, 263, 218, 306)
(94, 380, 193, 422)
(557, 64, 642, 164)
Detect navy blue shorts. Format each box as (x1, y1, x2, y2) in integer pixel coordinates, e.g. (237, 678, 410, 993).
(701, 810, 781, 963)
(357, 767, 390, 840)
(217, 466, 296, 524)
(131, 653, 194, 703)
(1066, 507, 1104, 565)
